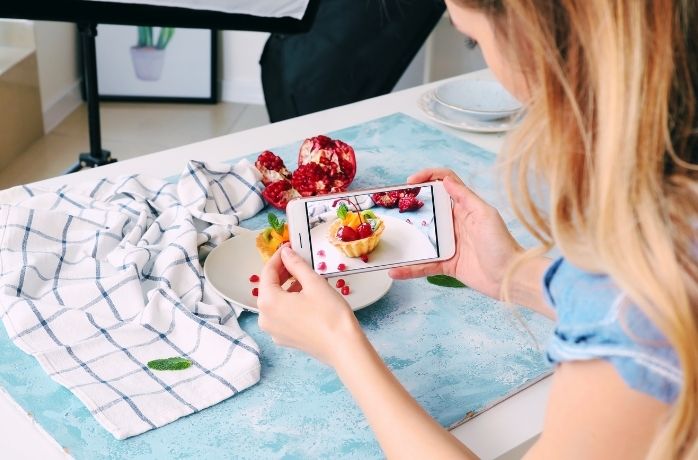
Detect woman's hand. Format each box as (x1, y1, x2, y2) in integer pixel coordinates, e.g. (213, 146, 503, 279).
(257, 244, 362, 366)
(390, 168, 524, 301)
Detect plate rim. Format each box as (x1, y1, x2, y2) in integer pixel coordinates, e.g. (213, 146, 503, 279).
(433, 79, 522, 115)
(203, 232, 394, 314)
(418, 90, 517, 133)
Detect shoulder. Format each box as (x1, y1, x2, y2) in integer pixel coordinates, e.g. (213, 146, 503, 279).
(543, 258, 682, 404)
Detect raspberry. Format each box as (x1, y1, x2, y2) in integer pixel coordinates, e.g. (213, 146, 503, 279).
(335, 279, 345, 288)
(249, 274, 259, 283)
(337, 263, 347, 271)
(341, 286, 350, 296)
(317, 261, 327, 271)
(251, 287, 259, 297)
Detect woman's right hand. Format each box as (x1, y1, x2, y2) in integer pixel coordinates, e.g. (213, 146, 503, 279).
(389, 168, 524, 301)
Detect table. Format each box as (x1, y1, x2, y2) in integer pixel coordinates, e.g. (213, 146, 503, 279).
(0, 70, 551, 460)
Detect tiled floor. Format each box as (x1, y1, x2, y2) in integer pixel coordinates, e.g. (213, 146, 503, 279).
(0, 101, 270, 189)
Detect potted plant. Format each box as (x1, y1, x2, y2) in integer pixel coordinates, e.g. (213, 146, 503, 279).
(130, 26, 175, 81)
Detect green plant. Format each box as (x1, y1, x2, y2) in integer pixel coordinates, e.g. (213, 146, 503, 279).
(136, 26, 175, 49)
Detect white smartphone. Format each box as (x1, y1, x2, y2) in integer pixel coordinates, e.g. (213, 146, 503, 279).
(286, 181, 456, 277)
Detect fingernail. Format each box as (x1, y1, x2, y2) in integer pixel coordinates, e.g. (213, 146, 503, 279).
(281, 246, 293, 256)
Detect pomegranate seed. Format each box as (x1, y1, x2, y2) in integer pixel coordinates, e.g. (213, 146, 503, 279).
(251, 288, 259, 297)
(249, 274, 259, 283)
(337, 263, 347, 271)
(317, 261, 327, 271)
(341, 286, 350, 296)
(335, 279, 346, 288)
(406, 218, 412, 224)
(360, 254, 369, 263)
(421, 220, 427, 226)
(316, 249, 325, 257)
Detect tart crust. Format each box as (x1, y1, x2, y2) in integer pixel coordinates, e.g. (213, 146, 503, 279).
(328, 218, 385, 258)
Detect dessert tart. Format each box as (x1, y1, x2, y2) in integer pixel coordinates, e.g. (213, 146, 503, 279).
(328, 200, 384, 258)
(256, 213, 290, 262)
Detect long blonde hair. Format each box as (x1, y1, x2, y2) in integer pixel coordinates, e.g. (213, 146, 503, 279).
(456, 0, 698, 457)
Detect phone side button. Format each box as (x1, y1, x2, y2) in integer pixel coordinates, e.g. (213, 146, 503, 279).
(298, 234, 303, 248)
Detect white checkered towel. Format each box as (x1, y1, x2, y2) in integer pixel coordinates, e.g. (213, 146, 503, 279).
(0, 160, 265, 439)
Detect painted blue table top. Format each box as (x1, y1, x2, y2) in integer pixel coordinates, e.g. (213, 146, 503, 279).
(0, 113, 553, 459)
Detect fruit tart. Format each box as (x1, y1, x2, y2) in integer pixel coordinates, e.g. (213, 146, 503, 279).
(256, 213, 290, 262)
(329, 200, 384, 258)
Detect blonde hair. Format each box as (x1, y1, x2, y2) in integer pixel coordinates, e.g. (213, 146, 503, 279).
(456, 0, 698, 457)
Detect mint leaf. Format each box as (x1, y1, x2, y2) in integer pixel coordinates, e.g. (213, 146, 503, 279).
(427, 275, 467, 288)
(267, 212, 285, 234)
(336, 203, 349, 220)
(147, 357, 192, 371)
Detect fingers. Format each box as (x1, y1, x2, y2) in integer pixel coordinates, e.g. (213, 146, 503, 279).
(388, 262, 443, 280)
(407, 168, 464, 185)
(279, 245, 323, 287)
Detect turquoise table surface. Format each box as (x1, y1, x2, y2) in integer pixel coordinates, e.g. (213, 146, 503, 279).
(0, 113, 553, 459)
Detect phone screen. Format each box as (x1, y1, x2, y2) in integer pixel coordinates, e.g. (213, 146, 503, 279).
(305, 186, 440, 275)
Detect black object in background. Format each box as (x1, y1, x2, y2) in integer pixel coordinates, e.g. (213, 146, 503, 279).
(261, 0, 446, 122)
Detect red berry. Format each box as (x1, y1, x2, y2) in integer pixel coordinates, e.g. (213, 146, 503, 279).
(337, 263, 347, 271)
(335, 279, 346, 288)
(357, 222, 373, 239)
(336, 225, 359, 242)
(341, 286, 350, 296)
(249, 274, 259, 283)
(251, 287, 259, 297)
(317, 249, 325, 257)
(318, 261, 327, 271)
(360, 254, 369, 263)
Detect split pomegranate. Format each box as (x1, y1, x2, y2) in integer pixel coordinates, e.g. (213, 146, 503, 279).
(255, 151, 291, 186)
(256, 135, 357, 211)
(261, 180, 300, 211)
(372, 187, 422, 210)
(398, 195, 424, 213)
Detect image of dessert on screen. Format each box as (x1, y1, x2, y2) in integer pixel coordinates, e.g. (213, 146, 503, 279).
(307, 187, 437, 275)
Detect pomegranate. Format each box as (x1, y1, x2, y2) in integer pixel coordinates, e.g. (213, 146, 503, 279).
(261, 180, 301, 210)
(298, 135, 357, 193)
(255, 136, 357, 211)
(373, 187, 422, 209)
(398, 195, 424, 213)
(255, 150, 291, 186)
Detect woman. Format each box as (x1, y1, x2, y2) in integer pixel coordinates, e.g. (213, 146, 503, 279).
(257, 0, 698, 458)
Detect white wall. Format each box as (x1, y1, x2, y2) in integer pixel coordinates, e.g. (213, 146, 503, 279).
(33, 21, 82, 133)
(220, 30, 268, 105)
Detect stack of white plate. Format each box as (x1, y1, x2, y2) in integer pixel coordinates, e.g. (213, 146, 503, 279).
(418, 79, 522, 133)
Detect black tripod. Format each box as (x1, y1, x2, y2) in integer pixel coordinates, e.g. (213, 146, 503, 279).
(65, 23, 117, 174)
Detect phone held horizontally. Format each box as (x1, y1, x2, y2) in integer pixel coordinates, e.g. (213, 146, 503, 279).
(286, 181, 456, 277)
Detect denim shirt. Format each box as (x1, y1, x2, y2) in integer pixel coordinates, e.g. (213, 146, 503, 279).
(544, 258, 682, 404)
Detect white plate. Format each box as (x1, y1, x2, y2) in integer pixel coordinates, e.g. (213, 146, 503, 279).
(434, 79, 521, 120)
(310, 215, 437, 275)
(418, 90, 518, 133)
(203, 230, 393, 313)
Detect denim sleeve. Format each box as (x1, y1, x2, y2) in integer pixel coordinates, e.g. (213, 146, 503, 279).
(543, 258, 682, 404)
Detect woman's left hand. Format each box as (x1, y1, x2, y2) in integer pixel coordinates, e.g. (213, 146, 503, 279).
(257, 244, 362, 366)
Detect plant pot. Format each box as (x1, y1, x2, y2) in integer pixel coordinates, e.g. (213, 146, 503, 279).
(130, 46, 166, 81)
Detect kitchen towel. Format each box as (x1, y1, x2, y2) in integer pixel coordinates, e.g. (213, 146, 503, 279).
(0, 160, 264, 439)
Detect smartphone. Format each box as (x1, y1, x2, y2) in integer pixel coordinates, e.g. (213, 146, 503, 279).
(286, 181, 456, 276)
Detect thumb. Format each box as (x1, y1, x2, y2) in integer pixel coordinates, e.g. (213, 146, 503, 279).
(280, 246, 322, 286)
(443, 176, 482, 210)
